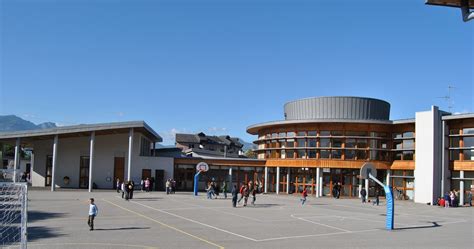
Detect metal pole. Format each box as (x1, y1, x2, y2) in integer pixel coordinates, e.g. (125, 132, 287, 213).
(276, 167, 280, 194)
(127, 128, 133, 181)
(286, 168, 290, 194)
(441, 120, 446, 197)
(51, 135, 58, 191)
(264, 166, 268, 193)
(316, 168, 320, 198)
(460, 170, 464, 206)
(14, 138, 20, 183)
(88, 131, 95, 192)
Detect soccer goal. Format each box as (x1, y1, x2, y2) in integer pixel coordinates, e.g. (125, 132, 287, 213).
(0, 182, 28, 249)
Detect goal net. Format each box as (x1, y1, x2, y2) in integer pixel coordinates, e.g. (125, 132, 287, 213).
(0, 182, 28, 249)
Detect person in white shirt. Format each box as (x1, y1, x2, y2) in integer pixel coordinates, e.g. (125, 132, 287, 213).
(88, 198, 98, 231)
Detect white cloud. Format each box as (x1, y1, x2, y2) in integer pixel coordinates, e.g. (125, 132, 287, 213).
(159, 128, 188, 145)
(207, 127, 227, 133)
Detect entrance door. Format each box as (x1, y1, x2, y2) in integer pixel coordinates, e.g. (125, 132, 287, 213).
(155, 170, 164, 191)
(79, 157, 90, 189)
(142, 169, 151, 180)
(45, 156, 52, 186)
(114, 157, 125, 189)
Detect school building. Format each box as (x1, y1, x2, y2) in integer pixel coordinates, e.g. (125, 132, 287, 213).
(0, 121, 173, 192)
(1, 96, 473, 206)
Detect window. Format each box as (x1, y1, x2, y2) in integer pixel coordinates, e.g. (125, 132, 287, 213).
(449, 129, 460, 135)
(308, 131, 317, 136)
(287, 132, 296, 137)
(140, 137, 152, 156)
(332, 138, 343, 147)
(393, 141, 403, 150)
(356, 150, 367, 160)
(345, 139, 356, 148)
(281, 150, 286, 159)
(286, 150, 295, 158)
(392, 133, 403, 139)
(403, 151, 414, 160)
(347, 131, 367, 137)
(297, 131, 306, 136)
(450, 137, 460, 147)
(278, 139, 286, 148)
(297, 150, 306, 158)
(356, 139, 367, 149)
(308, 150, 317, 158)
(462, 128, 474, 135)
(331, 130, 343, 136)
(320, 138, 330, 147)
(297, 139, 306, 147)
(403, 131, 414, 138)
(463, 137, 474, 147)
(279, 132, 286, 138)
(308, 139, 317, 147)
(320, 131, 330, 136)
(272, 133, 278, 138)
(394, 152, 402, 160)
(286, 139, 295, 148)
(345, 150, 356, 160)
(403, 140, 415, 150)
(463, 150, 474, 160)
(265, 150, 271, 158)
(449, 150, 460, 161)
(271, 140, 278, 148)
(331, 150, 342, 159)
(320, 150, 330, 159)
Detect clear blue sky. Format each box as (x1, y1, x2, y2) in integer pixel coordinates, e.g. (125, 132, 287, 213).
(1, 0, 473, 145)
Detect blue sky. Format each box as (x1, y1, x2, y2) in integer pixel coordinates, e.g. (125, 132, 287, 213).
(0, 0, 473, 145)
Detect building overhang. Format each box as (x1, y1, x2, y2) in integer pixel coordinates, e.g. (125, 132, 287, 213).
(0, 121, 162, 144)
(247, 119, 394, 135)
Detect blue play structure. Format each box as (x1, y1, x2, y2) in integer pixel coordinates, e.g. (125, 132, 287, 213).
(383, 185, 394, 230)
(193, 171, 201, 196)
(361, 163, 394, 230)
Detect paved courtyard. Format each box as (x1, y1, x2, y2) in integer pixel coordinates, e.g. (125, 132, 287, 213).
(21, 190, 474, 249)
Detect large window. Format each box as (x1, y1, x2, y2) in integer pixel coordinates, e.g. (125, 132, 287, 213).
(331, 150, 342, 159)
(308, 150, 317, 158)
(332, 138, 343, 147)
(140, 137, 152, 156)
(287, 139, 295, 148)
(297, 139, 306, 147)
(320, 150, 330, 159)
(308, 139, 317, 147)
(464, 137, 474, 147)
(320, 138, 330, 147)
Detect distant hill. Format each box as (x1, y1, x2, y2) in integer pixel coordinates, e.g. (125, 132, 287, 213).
(239, 138, 257, 151)
(0, 115, 57, 132)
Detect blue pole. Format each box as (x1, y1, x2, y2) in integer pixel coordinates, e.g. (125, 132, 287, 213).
(193, 171, 201, 196)
(383, 185, 394, 230)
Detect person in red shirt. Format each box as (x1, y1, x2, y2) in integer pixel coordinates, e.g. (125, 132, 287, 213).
(300, 188, 308, 205)
(237, 183, 246, 204)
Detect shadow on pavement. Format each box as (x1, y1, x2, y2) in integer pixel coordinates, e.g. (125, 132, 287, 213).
(28, 226, 66, 241)
(395, 222, 441, 231)
(94, 227, 150, 231)
(28, 210, 66, 223)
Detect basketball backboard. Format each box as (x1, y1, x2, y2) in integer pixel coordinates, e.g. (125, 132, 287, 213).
(360, 163, 377, 180)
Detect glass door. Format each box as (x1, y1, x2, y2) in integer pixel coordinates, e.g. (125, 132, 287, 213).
(79, 157, 89, 189)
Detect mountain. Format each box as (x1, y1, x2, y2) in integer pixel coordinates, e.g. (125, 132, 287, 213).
(239, 138, 257, 151)
(0, 115, 57, 132)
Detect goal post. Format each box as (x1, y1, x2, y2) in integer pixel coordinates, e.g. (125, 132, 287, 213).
(0, 182, 28, 249)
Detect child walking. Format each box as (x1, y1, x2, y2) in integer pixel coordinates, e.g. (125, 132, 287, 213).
(87, 198, 98, 231)
(300, 188, 308, 205)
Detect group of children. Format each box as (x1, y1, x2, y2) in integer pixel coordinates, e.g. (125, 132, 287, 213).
(116, 178, 135, 200)
(231, 181, 259, 207)
(437, 190, 473, 207)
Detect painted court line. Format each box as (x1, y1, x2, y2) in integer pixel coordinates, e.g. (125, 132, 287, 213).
(28, 242, 158, 249)
(102, 199, 225, 249)
(290, 214, 352, 233)
(256, 228, 380, 242)
(129, 199, 259, 242)
(167, 197, 264, 222)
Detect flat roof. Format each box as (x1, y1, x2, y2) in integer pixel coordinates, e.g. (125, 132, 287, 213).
(0, 121, 162, 142)
(247, 119, 393, 134)
(442, 113, 474, 120)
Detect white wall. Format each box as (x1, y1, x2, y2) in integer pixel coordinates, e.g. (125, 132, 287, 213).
(31, 132, 174, 189)
(415, 106, 442, 205)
